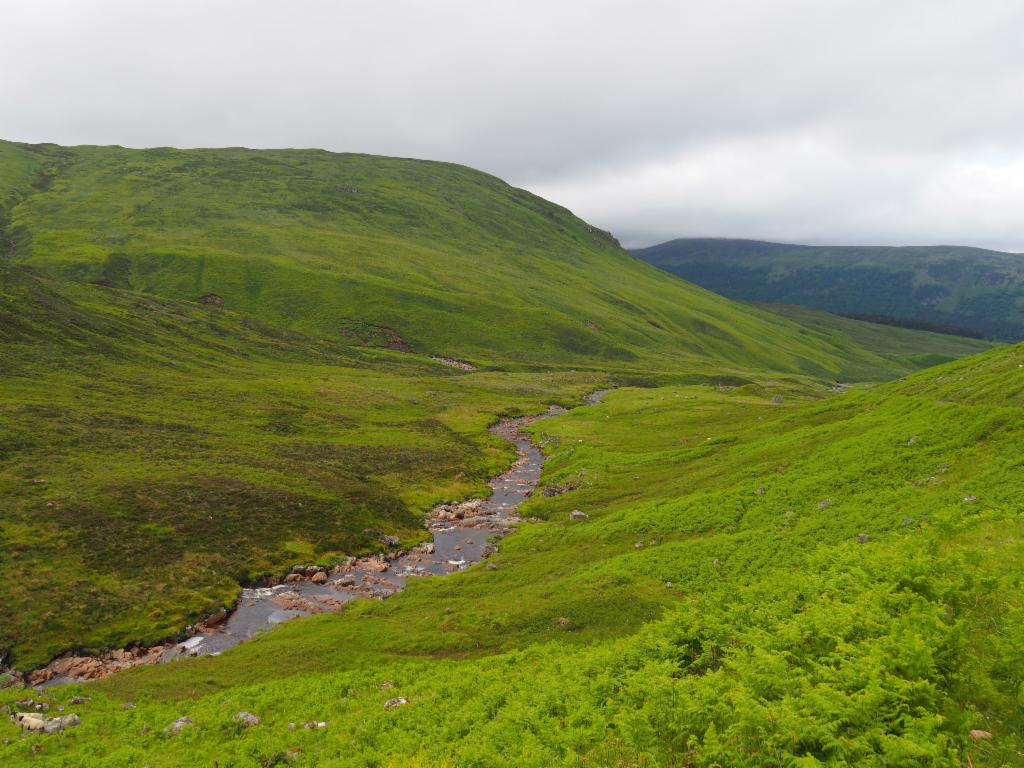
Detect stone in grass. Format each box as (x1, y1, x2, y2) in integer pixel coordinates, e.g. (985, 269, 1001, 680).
(856, 534, 871, 544)
(569, 510, 590, 521)
(754, 487, 766, 495)
(164, 716, 193, 736)
(963, 495, 978, 503)
(817, 499, 831, 510)
(969, 729, 993, 740)
(384, 697, 409, 710)
(36, 714, 80, 734)
(233, 711, 260, 727)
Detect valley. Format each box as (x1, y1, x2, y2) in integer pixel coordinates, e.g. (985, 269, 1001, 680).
(0, 141, 1020, 767)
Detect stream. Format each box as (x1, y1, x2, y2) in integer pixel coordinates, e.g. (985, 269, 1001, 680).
(30, 392, 606, 687)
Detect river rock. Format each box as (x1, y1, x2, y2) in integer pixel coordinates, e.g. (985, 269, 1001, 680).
(310, 571, 328, 584)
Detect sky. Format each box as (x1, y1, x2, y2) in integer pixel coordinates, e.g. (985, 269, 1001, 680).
(4, 0, 1024, 250)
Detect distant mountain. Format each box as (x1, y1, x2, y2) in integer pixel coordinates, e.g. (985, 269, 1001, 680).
(631, 238, 1024, 340)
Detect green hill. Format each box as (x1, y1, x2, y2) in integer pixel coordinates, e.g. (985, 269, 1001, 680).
(0, 140, 975, 379)
(631, 237, 1024, 341)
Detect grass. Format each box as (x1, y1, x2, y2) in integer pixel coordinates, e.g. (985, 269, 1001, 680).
(3, 346, 1023, 765)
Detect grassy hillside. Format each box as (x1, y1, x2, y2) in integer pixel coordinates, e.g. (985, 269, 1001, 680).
(632, 237, 1024, 341)
(762, 303, 995, 373)
(0, 261, 604, 668)
(0, 139, 972, 380)
(4, 344, 1022, 766)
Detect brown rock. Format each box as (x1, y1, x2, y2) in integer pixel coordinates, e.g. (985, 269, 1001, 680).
(310, 572, 328, 584)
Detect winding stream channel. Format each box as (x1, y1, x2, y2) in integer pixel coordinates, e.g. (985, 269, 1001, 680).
(30, 392, 606, 687)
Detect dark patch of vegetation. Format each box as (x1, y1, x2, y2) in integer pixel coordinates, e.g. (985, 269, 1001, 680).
(633, 237, 1024, 340)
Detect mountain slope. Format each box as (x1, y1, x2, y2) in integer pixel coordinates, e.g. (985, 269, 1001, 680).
(632, 237, 1024, 340)
(0, 140, 968, 379)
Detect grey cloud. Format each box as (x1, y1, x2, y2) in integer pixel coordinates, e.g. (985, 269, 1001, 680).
(3, 0, 1024, 249)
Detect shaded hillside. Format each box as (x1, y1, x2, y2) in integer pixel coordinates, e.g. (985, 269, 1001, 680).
(632, 237, 1024, 340)
(762, 303, 995, 374)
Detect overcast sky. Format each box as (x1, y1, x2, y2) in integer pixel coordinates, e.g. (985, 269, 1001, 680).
(4, 0, 1024, 250)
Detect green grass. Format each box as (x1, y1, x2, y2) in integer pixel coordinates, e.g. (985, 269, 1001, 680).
(4, 346, 1022, 766)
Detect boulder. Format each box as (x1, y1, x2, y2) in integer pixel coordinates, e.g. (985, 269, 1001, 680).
(43, 714, 79, 733)
(205, 608, 228, 628)
(164, 716, 193, 736)
(310, 571, 328, 584)
(233, 711, 260, 728)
